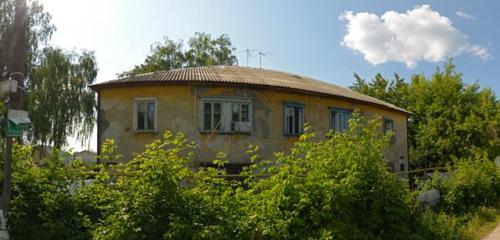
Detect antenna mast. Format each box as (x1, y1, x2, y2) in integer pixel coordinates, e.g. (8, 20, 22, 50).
(258, 51, 273, 69)
(236, 49, 267, 67)
(246, 49, 250, 67)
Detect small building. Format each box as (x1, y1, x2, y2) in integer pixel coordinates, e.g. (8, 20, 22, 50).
(72, 150, 97, 165)
(32, 145, 71, 163)
(32, 145, 53, 163)
(90, 66, 410, 172)
(32, 146, 96, 165)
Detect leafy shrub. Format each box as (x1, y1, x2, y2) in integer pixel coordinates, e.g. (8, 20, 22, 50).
(423, 154, 500, 214)
(7, 115, 500, 239)
(91, 132, 237, 239)
(8, 144, 91, 240)
(232, 117, 418, 239)
(464, 206, 499, 239)
(418, 210, 471, 240)
(413, 153, 500, 239)
(90, 115, 421, 239)
(444, 158, 500, 213)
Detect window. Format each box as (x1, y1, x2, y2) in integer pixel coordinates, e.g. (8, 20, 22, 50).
(399, 156, 405, 171)
(134, 98, 157, 131)
(383, 118, 396, 143)
(330, 108, 352, 132)
(203, 102, 222, 131)
(231, 102, 250, 131)
(201, 98, 252, 133)
(284, 103, 304, 135)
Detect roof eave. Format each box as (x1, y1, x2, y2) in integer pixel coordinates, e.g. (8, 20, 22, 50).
(89, 81, 411, 115)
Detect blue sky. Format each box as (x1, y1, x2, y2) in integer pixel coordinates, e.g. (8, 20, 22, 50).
(40, 0, 499, 150)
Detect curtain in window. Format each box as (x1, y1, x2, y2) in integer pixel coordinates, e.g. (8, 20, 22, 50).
(331, 110, 352, 132)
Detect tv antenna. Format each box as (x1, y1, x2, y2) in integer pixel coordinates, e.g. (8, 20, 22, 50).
(258, 51, 274, 69)
(235, 49, 261, 67)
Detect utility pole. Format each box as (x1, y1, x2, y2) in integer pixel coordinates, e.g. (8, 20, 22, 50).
(1, 0, 27, 231)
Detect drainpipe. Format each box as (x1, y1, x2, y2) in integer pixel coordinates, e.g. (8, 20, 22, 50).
(96, 91, 101, 159)
(194, 87, 197, 130)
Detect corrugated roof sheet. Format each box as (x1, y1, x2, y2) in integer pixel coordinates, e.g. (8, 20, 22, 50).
(90, 65, 410, 114)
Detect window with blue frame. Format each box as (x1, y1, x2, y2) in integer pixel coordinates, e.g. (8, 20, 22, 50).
(330, 108, 352, 132)
(284, 103, 304, 135)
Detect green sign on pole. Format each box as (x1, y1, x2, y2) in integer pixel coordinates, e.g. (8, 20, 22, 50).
(1, 117, 31, 137)
(7, 119, 23, 137)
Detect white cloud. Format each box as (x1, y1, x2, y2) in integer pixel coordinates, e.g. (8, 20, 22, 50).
(466, 44, 491, 60)
(456, 10, 475, 20)
(340, 5, 491, 68)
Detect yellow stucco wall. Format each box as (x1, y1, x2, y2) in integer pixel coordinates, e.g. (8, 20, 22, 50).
(98, 84, 408, 172)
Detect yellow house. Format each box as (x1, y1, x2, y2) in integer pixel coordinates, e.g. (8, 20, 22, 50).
(90, 66, 410, 173)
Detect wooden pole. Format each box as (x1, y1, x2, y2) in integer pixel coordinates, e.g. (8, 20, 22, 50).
(2, 0, 27, 216)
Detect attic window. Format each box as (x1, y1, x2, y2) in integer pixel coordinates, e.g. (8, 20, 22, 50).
(200, 98, 252, 133)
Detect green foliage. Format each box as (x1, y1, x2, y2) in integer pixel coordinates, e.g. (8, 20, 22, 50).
(351, 60, 500, 168)
(0, 0, 55, 78)
(26, 47, 98, 148)
(229, 118, 413, 239)
(184, 32, 237, 67)
(8, 144, 90, 240)
(119, 32, 237, 77)
(351, 73, 409, 108)
(423, 154, 500, 214)
(0, 0, 55, 166)
(416, 206, 499, 240)
(418, 210, 471, 240)
(89, 115, 420, 239)
(464, 206, 500, 239)
(1, 0, 97, 147)
(92, 132, 197, 239)
(7, 115, 499, 239)
(413, 154, 500, 240)
(444, 159, 500, 213)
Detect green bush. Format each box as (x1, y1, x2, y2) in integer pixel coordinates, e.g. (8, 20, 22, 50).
(444, 158, 500, 213)
(6, 115, 500, 239)
(413, 153, 500, 239)
(91, 115, 420, 239)
(424, 154, 500, 214)
(91, 132, 237, 239)
(232, 118, 418, 239)
(418, 210, 471, 240)
(8, 145, 91, 240)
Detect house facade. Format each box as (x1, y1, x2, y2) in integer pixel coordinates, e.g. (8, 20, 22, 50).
(90, 66, 410, 172)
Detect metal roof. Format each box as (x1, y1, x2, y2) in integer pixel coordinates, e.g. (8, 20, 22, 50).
(90, 65, 410, 114)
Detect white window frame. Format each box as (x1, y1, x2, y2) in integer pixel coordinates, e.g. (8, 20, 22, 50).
(133, 97, 158, 132)
(283, 102, 304, 136)
(330, 107, 353, 133)
(200, 97, 252, 134)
